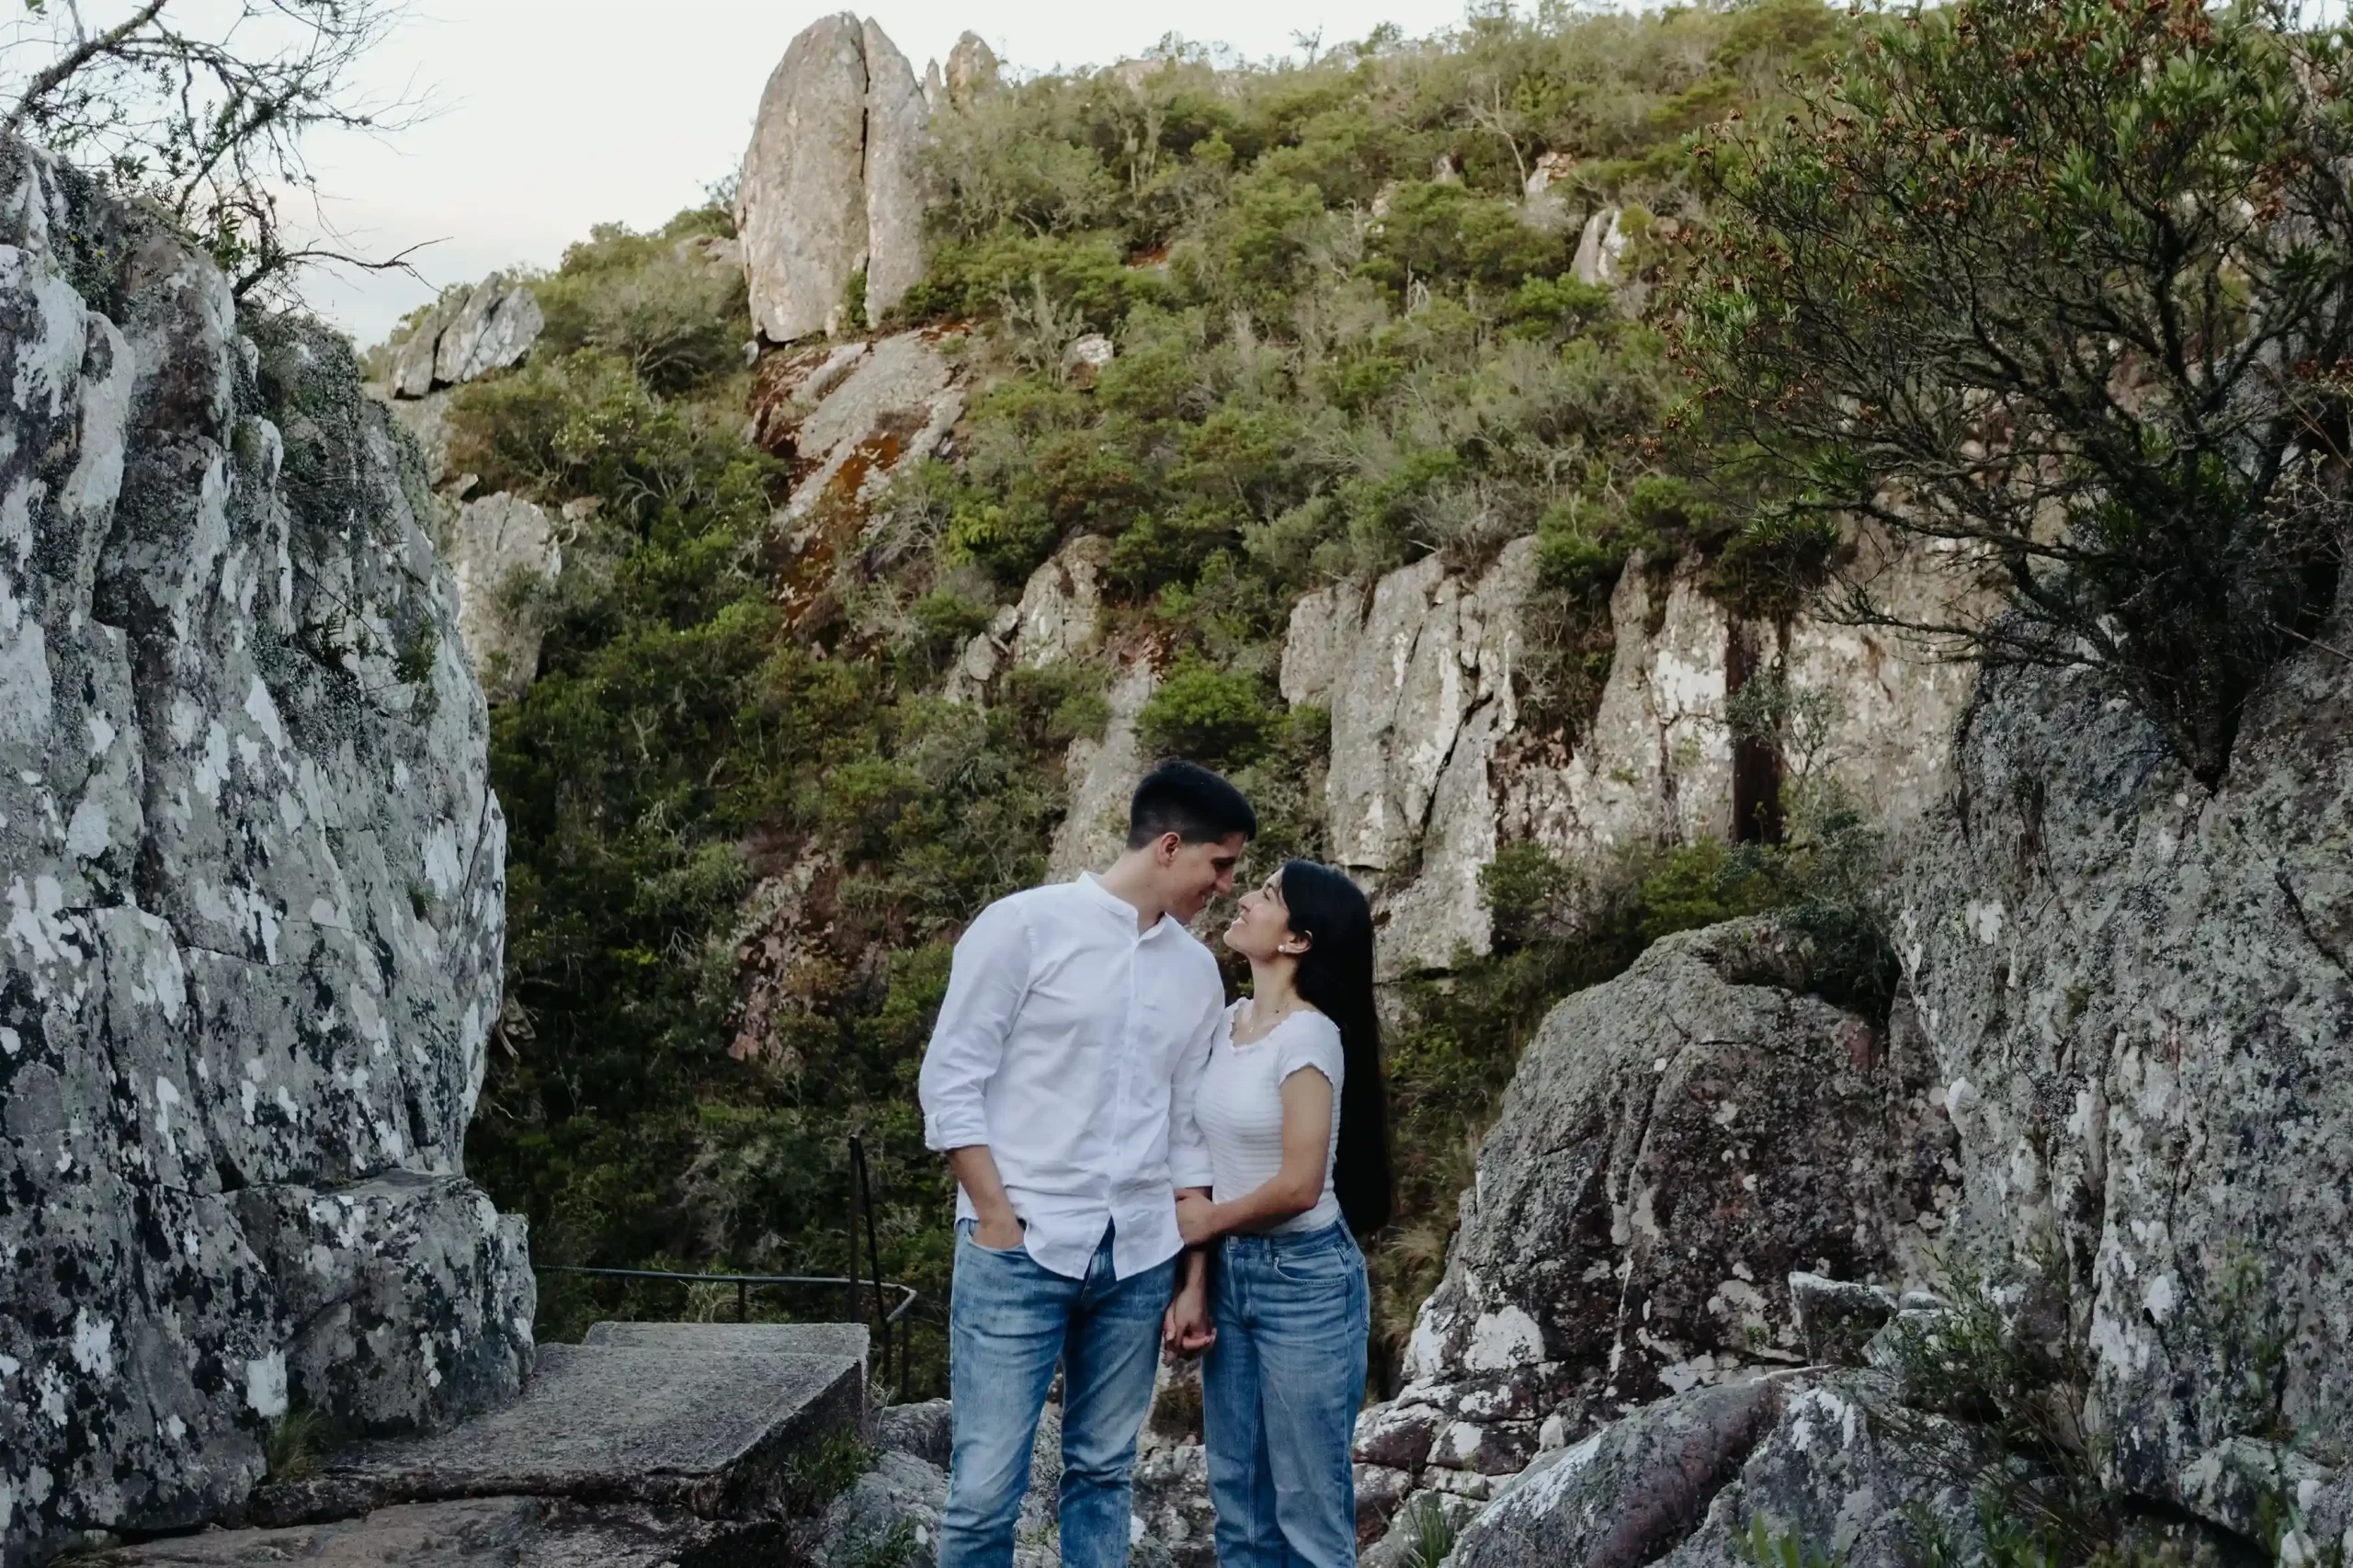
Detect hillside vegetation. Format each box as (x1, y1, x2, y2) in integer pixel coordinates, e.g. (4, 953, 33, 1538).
(451, 0, 2352, 1400)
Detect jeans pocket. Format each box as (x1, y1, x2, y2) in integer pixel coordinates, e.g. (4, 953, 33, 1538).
(959, 1218, 1029, 1257)
(1269, 1231, 1357, 1286)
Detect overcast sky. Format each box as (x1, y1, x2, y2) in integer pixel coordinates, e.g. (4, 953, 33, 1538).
(291, 0, 1473, 347)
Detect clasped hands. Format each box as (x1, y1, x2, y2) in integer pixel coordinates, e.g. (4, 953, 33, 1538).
(1161, 1191, 1222, 1359)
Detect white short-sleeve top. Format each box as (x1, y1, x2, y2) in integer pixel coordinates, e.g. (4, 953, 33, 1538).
(1194, 1000, 1345, 1235)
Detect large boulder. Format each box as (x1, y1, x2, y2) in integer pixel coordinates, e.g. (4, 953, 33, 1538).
(0, 140, 529, 1563)
(1895, 593, 2353, 1502)
(1442, 1373, 1980, 1568)
(738, 14, 933, 343)
(1361, 920, 1956, 1502)
(386, 276, 541, 399)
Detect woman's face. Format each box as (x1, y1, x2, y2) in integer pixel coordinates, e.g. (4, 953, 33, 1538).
(1222, 870, 1302, 961)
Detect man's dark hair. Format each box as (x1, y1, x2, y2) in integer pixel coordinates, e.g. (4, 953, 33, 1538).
(1127, 761, 1256, 848)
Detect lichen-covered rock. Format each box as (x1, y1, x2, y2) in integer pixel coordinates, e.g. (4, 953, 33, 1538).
(1363, 921, 1955, 1492)
(1659, 1374, 1980, 1568)
(0, 139, 529, 1564)
(1283, 542, 1530, 979)
(751, 328, 961, 520)
(1895, 593, 2353, 1502)
(443, 491, 561, 701)
(1573, 207, 1627, 287)
(943, 32, 1000, 104)
(1787, 1274, 1898, 1369)
(232, 1172, 533, 1435)
(1011, 534, 1108, 669)
(1448, 1378, 1785, 1568)
(738, 15, 934, 343)
(820, 1449, 948, 1568)
(387, 277, 541, 399)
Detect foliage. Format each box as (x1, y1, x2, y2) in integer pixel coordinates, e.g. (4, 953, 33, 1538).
(1393, 1498, 1462, 1568)
(263, 1405, 333, 1481)
(0, 0, 423, 301)
(1677, 0, 2353, 785)
(465, 5, 1861, 1402)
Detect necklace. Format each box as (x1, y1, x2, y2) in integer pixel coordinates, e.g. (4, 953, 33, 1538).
(1237, 995, 1305, 1044)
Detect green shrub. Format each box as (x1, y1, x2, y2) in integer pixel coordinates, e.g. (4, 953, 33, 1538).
(1136, 656, 1279, 767)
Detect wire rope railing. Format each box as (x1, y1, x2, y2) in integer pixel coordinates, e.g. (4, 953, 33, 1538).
(534, 1135, 921, 1397)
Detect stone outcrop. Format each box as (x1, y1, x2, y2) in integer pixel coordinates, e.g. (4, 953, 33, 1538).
(752, 328, 964, 520)
(1049, 663, 1157, 882)
(1895, 597, 2353, 1502)
(1352, 921, 1955, 1524)
(0, 140, 529, 1564)
(1574, 208, 1627, 287)
(1442, 1372, 1982, 1568)
(387, 276, 543, 399)
(443, 492, 562, 700)
(738, 15, 934, 343)
(943, 32, 1001, 104)
(1286, 533, 1985, 978)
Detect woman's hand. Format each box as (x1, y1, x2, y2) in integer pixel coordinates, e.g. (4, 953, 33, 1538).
(1163, 1278, 1215, 1358)
(1176, 1191, 1222, 1248)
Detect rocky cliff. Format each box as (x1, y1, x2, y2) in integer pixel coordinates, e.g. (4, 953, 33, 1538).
(0, 141, 530, 1564)
(1357, 585, 2353, 1562)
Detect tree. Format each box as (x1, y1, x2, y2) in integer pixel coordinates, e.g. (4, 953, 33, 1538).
(1677, 0, 2353, 785)
(2, 0, 424, 301)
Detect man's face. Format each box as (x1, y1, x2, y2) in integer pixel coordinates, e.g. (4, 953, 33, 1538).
(1158, 832, 1247, 922)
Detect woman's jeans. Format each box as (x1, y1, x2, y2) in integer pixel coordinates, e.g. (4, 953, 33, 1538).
(940, 1220, 1175, 1568)
(1202, 1221, 1370, 1568)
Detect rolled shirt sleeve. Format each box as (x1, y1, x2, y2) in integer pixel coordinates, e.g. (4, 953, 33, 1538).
(1164, 983, 1221, 1191)
(918, 900, 1031, 1152)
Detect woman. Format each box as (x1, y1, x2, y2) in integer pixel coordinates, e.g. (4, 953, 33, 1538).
(1168, 859, 1393, 1568)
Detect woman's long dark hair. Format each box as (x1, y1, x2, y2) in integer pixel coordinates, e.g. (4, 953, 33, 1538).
(1277, 860, 1392, 1236)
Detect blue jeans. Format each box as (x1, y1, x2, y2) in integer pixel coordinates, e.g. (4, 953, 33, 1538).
(1201, 1221, 1370, 1568)
(941, 1221, 1175, 1568)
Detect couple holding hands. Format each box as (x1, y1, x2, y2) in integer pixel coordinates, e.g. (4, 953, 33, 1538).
(918, 761, 1392, 1568)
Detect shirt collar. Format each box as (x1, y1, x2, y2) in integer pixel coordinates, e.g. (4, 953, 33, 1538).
(1076, 873, 1169, 939)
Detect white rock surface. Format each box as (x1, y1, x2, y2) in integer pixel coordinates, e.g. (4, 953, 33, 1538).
(0, 136, 529, 1565)
(1049, 663, 1158, 881)
(1286, 536, 1987, 978)
(1573, 207, 1627, 287)
(444, 493, 563, 701)
(388, 277, 542, 398)
(1012, 534, 1109, 668)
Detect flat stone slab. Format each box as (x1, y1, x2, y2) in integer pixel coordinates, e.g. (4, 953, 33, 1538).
(252, 1342, 864, 1527)
(585, 1320, 870, 1365)
(97, 1496, 781, 1567)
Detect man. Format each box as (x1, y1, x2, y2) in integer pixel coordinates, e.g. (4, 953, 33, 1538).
(919, 760, 1255, 1568)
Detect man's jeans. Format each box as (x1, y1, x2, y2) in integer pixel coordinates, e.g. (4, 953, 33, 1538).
(1201, 1221, 1369, 1568)
(941, 1220, 1175, 1568)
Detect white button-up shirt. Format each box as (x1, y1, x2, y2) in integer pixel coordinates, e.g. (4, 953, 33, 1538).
(918, 875, 1222, 1279)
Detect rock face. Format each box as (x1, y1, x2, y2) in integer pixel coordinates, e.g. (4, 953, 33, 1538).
(1283, 534, 1984, 978)
(1441, 1372, 1980, 1568)
(1355, 921, 1955, 1514)
(751, 328, 965, 522)
(0, 141, 529, 1564)
(1896, 601, 2353, 1502)
(739, 15, 934, 342)
(387, 276, 543, 399)
(1048, 663, 1157, 882)
(443, 492, 562, 700)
